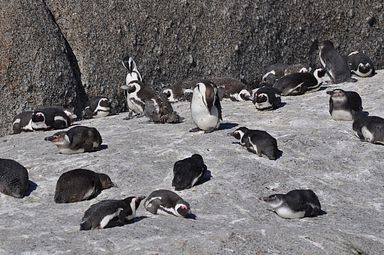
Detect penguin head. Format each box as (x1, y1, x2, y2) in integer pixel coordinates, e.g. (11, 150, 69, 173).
(319, 40, 334, 50)
(98, 173, 115, 189)
(123, 195, 146, 210)
(44, 131, 70, 146)
(239, 89, 252, 101)
(261, 194, 285, 209)
(228, 127, 249, 140)
(175, 202, 191, 217)
(255, 93, 269, 104)
(312, 68, 327, 84)
(358, 63, 371, 74)
(327, 89, 347, 103)
(31, 112, 45, 123)
(162, 89, 176, 102)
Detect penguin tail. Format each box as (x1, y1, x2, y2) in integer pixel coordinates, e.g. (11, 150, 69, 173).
(54, 193, 64, 203)
(80, 220, 92, 231)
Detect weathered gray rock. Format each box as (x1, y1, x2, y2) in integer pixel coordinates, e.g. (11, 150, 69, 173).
(1, 0, 383, 137)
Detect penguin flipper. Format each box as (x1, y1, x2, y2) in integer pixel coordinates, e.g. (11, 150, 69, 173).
(145, 199, 161, 215)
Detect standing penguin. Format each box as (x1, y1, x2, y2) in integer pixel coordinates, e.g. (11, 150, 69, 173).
(31, 107, 72, 131)
(172, 154, 208, 191)
(54, 169, 115, 203)
(253, 86, 282, 111)
(229, 127, 281, 160)
(144, 190, 191, 217)
(327, 89, 363, 121)
(44, 126, 102, 154)
(82, 97, 111, 119)
(0, 158, 29, 198)
(318, 40, 356, 83)
(261, 189, 324, 219)
(347, 51, 375, 77)
(190, 80, 222, 133)
(12, 111, 34, 134)
(80, 196, 146, 230)
(353, 115, 384, 145)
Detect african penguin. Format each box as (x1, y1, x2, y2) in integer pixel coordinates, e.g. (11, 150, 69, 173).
(12, 111, 33, 134)
(211, 77, 251, 101)
(172, 154, 207, 191)
(144, 190, 191, 217)
(80, 196, 146, 231)
(318, 40, 356, 83)
(261, 189, 324, 219)
(54, 169, 115, 203)
(163, 79, 197, 103)
(253, 86, 282, 111)
(272, 68, 326, 96)
(347, 51, 375, 77)
(82, 96, 111, 119)
(353, 115, 384, 145)
(31, 107, 72, 131)
(190, 80, 222, 133)
(121, 80, 156, 117)
(229, 127, 281, 160)
(261, 63, 309, 86)
(327, 89, 363, 121)
(44, 126, 102, 154)
(0, 158, 29, 198)
(144, 93, 182, 123)
(122, 55, 142, 85)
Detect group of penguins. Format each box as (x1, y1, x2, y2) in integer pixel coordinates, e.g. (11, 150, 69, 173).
(1, 40, 382, 231)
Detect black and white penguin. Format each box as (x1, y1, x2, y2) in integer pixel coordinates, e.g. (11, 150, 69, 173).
(163, 79, 197, 103)
(122, 55, 142, 85)
(211, 77, 251, 101)
(347, 51, 375, 77)
(261, 189, 324, 219)
(353, 115, 384, 145)
(31, 107, 72, 131)
(80, 196, 146, 231)
(12, 111, 33, 134)
(82, 97, 111, 119)
(318, 40, 356, 83)
(261, 63, 309, 86)
(44, 126, 102, 154)
(121, 80, 156, 117)
(144, 93, 183, 123)
(327, 89, 363, 121)
(229, 127, 281, 160)
(54, 169, 115, 203)
(252, 86, 282, 111)
(190, 80, 222, 133)
(172, 154, 207, 191)
(0, 158, 29, 198)
(272, 68, 326, 96)
(144, 190, 191, 217)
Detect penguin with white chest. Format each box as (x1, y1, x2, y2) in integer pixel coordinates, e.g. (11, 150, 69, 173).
(121, 80, 156, 117)
(347, 51, 375, 78)
(0, 158, 30, 198)
(82, 96, 111, 119)
(261, 189, 324, 219)
(31, 107, 72, 131)
(144, 190, 191, 217)
(353, 115, 384, 145)
(80, 195, 146, 230)
(327, 89, 363, 121)
(253, 86, 282, 110)
(229, 127, 281, 160)
(318, 40, 356, 83)
(172, 154, 208, 191)
(44, 126, 102, 154)
(12, 111, 34, 134)
(122, 55, 142, 85)
(54, 169, 115, 203)
(190, 80, 222, 133)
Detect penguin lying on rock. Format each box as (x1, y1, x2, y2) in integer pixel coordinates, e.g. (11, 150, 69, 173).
(144, 190, 191, 217)
(172, 154, 208, 191)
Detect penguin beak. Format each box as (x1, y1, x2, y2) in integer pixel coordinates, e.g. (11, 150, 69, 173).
(111, 182, 118, 188)
(44, 135, 55, 142)
(227, 131, 235, 137)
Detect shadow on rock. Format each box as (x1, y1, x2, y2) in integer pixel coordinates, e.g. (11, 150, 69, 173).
(218, 122, 238, 130)
(105, 216, 148, 229)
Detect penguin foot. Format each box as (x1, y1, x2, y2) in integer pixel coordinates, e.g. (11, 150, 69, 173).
(189, 127, 202, 132)
(204, 128, 216, 133)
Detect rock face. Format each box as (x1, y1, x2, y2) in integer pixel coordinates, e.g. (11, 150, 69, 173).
(1, 0, 383, 136)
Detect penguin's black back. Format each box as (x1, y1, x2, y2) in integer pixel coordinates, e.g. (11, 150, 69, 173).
(345, 91, 363, 111)
(0, 158, 29, 198)
(32, 107, 70, 129)
(172, 154, 207, 190)
(147, 189, 184, 208)
(273, 73, 317, 96)
(12, 111, 33, 134)
(242, 130, 279, 160)
(66, 126, 102, 151)
(284, 189, 321, 216)
(320, 43, 352, 83)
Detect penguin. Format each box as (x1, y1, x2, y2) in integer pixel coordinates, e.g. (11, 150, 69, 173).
(31, 107, 72, 131)
(163, 79, 197, 103)
(327, 89, 363, 121)
(190, 80, 222, 133)
(352, 115, 384, 145)
(261, 189, 323, 219)
(318, 40, 356, 83)
(12, 111, 33, 134)
(347, 51, 375, 77)
(253, 86, 282, 111)
(261, 63, 309, 86)
(0, 158, 29, 198)
(82, 96, 111, 119)
(121, 80, 156, 117)
(211, 77, 251, 101)
(272, 68, 326, 96)
(172, 154, 207, 191)
(44, 126, 102, 154)
(54, 169, 115, 203)
(122, 55, 142, 85)
(144, 190, 191, 217)
(284, 64, 310, 75)
(144, 93, 183, 123)
(229, 127, 281, 160)
(80, 196, 146, 231)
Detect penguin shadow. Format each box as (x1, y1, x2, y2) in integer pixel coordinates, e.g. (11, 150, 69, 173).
(25, 180, 38, 197)
(104, 216, 148, 229)
(218, 122, 238, 131)
(194, 169, 212, 187)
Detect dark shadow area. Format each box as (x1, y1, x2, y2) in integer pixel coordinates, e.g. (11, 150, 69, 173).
(105, 216, 148, 229)
(194, 170, 212, 187)
(25, 180, 38, 197)
(218, 122, 238, 130)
